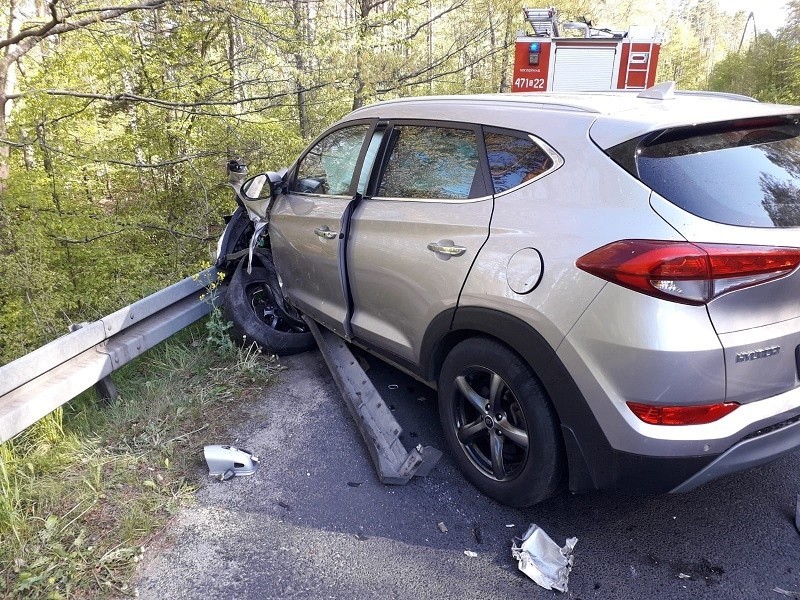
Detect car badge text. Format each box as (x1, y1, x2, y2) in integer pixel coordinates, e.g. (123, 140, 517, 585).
(735, 346, 781, 363)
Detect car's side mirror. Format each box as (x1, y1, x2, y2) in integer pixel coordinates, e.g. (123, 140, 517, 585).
(239, 171, 286, 220)
(242, 173, 274, 200)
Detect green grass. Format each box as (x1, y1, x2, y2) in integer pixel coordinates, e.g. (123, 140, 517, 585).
(0, 310, 281, 598)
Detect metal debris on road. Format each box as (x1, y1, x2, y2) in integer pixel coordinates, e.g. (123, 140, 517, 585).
(437, 522, 448, 533)
(464, 550, 478, 558)
(795, 494, 800, 534)
(511, 524, 577, 593)
(678, 573, 691, 579)
(472, 525, 483, 544)
(505, 524, 515, 528)
(388, 384, 399, 390)
(203, 445, 259, 480)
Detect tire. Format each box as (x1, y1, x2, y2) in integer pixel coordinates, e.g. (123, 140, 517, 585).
(438, 337, 565, 507)
(223, 261, 315, 356)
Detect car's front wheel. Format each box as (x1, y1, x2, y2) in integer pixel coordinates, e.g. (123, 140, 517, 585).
(223, 261, 315, 356)
(438, 337, 564, 507)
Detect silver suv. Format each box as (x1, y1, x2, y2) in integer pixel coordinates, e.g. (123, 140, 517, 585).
(217, 84, 800, 506)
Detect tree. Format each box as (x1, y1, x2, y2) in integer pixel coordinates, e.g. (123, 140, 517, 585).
(708, 1, 800, 102)
(0, 0, 764, 364)
(0, 0, 169, 184)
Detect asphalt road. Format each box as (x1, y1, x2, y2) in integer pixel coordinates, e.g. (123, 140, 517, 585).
(134, 349, 800, 599)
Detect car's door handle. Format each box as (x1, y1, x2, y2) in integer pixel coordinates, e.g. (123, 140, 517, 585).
(427, 241, 467, 257)
(314, 226, 338, 240)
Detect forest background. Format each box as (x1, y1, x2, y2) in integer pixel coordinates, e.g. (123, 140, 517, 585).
(1, 0, 799, 364)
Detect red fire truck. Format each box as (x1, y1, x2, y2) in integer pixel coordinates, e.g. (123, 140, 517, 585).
(512, 7, 661, 93)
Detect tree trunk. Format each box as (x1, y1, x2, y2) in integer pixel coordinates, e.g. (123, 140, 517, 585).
(498, 5, 515, 93)
(293, 0, 309, 140)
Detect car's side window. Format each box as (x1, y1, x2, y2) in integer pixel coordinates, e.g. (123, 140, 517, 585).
(376, 126, 481, 200)
(484, 131, 555, 194)
(291, 125, 370, 196)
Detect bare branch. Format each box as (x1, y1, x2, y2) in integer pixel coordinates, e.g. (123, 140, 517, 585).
(39, 141, 221, 168)
(68, 4, 176, 15)
(2, 1, 62, 50)
(34, 79, 342, 114)
(0, 0, 170, 70)
(402, 0, 466, 42)
(52, 229, 126, 244)
(0, 137, 27, 148)
(52, 225, 213, 244)
(42, 85, 309, 107)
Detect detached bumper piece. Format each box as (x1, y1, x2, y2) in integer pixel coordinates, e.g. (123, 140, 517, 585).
(305, 318, 442, 485)
(204, 445, 260, 480)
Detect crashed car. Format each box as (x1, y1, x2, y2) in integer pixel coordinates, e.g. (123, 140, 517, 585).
(216, 83, 800, 507)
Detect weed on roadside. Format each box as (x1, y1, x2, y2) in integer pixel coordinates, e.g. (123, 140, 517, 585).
(0, 318, 280, 598)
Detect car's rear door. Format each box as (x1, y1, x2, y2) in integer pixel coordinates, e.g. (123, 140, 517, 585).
(346, 121, 494, 366)
(270, 120, 376, 337)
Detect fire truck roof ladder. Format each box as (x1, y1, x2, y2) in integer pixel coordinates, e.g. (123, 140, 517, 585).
(621, 41, 656, 90)
(523, 7, 559, 37)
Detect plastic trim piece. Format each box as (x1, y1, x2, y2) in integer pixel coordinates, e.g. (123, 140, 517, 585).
(670, 414, 800, 493)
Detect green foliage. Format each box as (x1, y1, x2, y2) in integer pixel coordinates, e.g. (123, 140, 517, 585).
(0, 0, 772, 364)
(0, 320, 280, 598)
(206, 307, 236, 356)
(708, 1, 800, 104)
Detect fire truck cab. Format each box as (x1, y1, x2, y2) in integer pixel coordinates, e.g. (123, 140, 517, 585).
(512, 7, 661, 93)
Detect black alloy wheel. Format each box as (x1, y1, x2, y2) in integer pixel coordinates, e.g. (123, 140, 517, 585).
(452, 365, 530, 481)
(223, 262, 315, 356)
(438, 337, 565, 507)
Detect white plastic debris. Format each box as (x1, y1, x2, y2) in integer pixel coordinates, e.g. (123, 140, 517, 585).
(203, 445, 259, 480)
(437, 522, 448, 533)
(464, 550, 478, 558)
(511, 524, 577, 593)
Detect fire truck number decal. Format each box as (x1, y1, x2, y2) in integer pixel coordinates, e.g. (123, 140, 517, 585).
(515, 77, 545, 90)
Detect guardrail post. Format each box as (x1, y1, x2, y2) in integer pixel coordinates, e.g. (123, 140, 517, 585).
(69, 323, 119, 403)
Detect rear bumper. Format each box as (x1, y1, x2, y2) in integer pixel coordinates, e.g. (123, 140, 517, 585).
(563, 413, 800, 494)
(670, 413, 800, 493)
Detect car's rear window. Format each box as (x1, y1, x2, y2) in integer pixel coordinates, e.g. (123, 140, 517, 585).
(630, 116, 800, 228)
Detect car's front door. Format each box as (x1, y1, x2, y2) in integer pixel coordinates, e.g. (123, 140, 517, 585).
(270, 121, 376, 337)
(346, 122, 494, 366)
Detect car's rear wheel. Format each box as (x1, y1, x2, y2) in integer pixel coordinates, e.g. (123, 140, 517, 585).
(438, 337, 564, 507)
(223, 261, 315, 356)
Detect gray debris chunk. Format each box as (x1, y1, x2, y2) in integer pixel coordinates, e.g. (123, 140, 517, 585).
(795, 494, 800, 535)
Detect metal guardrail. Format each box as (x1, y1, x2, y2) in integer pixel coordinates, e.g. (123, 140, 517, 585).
(0, 268, 223, 443)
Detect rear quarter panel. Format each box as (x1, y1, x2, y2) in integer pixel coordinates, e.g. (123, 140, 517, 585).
(459, 114, 685, 351)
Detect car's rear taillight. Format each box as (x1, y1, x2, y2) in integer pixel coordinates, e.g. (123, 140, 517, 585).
(576, 240, 800, 305)
(627, 401, 739, 425)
